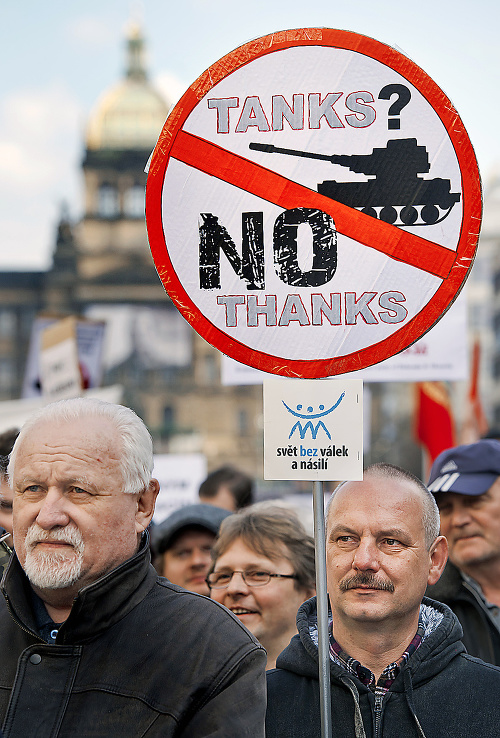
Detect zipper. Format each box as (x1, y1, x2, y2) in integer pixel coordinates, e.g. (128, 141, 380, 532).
(4, 594, 45, 642)
(374, 694, 383, 738)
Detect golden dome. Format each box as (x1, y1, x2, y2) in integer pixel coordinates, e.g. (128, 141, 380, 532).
(86, 26, 170, 151)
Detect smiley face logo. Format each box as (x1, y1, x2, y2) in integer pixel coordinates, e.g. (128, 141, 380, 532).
(282, 392, 345, 439)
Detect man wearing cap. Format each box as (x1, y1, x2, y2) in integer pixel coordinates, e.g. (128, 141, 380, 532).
(153, 504, 231, 595)
(427, 439, 500, 664)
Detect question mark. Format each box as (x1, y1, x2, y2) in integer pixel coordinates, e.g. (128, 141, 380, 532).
(378, 84, 411, 129)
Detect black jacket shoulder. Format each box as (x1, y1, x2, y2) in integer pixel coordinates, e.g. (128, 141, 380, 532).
(426, 560, 500, 665)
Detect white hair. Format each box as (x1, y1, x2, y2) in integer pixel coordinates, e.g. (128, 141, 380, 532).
(8, 397, 153, 495)
(326, 463, 440, 549)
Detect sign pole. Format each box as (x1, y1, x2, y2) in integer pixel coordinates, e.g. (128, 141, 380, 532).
(313, 480, 332, 738)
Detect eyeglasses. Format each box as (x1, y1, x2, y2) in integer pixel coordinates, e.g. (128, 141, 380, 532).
(206, 569, 298, 589)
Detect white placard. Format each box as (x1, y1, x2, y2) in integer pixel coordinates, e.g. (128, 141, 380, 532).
(40, 338, 81, 400)
(152, 453, 207, 524)
(264, 376, 363, 481)
(23, 316, 106, 398)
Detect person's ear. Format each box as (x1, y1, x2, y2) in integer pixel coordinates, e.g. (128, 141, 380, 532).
(304, 587, 316, 601)
(427, 535, 448, 586)
(135, 478, 160, 533)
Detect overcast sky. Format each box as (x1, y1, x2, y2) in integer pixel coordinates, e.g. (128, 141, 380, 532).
(0, 0, 497, 269)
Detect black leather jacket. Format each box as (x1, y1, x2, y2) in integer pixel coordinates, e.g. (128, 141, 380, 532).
(0, 537, 266, 737)
(426, 560, 500, 666)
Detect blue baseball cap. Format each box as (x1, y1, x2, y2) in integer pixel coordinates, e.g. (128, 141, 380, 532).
(427, 439, 500, 496)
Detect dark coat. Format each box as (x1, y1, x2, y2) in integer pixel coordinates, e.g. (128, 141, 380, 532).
(0, 538, 266, 737)
(426, 559, 500, 665)
(266, 596, 500, 738)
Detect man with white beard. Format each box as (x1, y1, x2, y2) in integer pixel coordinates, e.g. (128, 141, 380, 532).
(0, 398, 266, 738)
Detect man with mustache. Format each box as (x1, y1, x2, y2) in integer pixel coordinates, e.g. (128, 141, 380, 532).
(0, 398, 266, 737)
(266, 463, 500, 737)
(426, 439, 500, 665)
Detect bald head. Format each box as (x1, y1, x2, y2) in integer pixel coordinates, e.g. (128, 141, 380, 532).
(324, 462, 448, 644)
(327, 463, 440, 549)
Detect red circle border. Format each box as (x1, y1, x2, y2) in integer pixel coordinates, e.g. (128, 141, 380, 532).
(146, 28, 482, 378)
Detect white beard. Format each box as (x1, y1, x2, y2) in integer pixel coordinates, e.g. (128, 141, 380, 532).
(23, 523, 85, 590)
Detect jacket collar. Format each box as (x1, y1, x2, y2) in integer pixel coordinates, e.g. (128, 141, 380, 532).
(426, 559, 464, 601)
(1, 533, 156, 644)
(276, 595, 465, 687)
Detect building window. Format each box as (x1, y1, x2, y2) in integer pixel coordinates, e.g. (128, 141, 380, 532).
(203, 354, 218, 385)
(124, 184, 144, 218)
(0, 358, 13, 391)
(0, 310, 15, 338)
(237, 409, 249, 436)
(97, 184, 119, 217)
(163, 405, 175, 435)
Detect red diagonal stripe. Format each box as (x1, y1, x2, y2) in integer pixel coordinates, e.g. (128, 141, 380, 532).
(170, 130, 457, 280)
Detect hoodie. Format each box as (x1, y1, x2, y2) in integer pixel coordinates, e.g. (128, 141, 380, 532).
(266, 596, 500, 738)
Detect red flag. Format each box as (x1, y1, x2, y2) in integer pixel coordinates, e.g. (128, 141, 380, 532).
(461, 337, 488, 443)
(415, 382, 455, 464)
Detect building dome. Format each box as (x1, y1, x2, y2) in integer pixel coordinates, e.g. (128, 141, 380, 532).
(85, 25, 170, 151)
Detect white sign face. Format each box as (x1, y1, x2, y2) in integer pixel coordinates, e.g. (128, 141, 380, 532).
(152, 453, 207, 524)
(39, 337, 82, 400)
(147, 29, 480, 378)
(264, 376, 363, 480)
(23, 317, 106, 398)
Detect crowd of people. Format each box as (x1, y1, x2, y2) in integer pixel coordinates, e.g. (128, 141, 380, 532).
(1, 397, 500, 736)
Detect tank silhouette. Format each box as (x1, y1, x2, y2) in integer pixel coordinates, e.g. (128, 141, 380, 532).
(249, 138, 460, 226)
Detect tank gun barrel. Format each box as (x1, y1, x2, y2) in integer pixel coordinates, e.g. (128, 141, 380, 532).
(249, 142, 335, 163)
(249, 143, 379, 171)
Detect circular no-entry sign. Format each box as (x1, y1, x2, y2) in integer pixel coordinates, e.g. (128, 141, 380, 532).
(146, 28, 481, 378)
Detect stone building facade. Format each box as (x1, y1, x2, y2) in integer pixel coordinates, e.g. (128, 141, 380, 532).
(0, 27, 263, 478)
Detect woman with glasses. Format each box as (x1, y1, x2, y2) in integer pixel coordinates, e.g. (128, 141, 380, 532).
(207, 503, 316, 669)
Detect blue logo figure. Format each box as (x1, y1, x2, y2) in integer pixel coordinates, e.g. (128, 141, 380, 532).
(282, 393, 345, 440)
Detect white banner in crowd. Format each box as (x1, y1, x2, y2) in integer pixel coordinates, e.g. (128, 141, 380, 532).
(152, 453, 208, 524)
(0, 385, 124, 435)
(39, 317, 82, 400)
(23, 316, 106, 398)
(85, 304, 192, 371)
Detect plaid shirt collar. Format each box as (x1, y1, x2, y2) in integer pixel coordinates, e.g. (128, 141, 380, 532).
(329, 617, 424, 694)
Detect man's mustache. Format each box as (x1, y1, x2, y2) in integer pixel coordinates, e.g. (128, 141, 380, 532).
(25, 523, 84, 554)
(339, 573, 395, 593)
